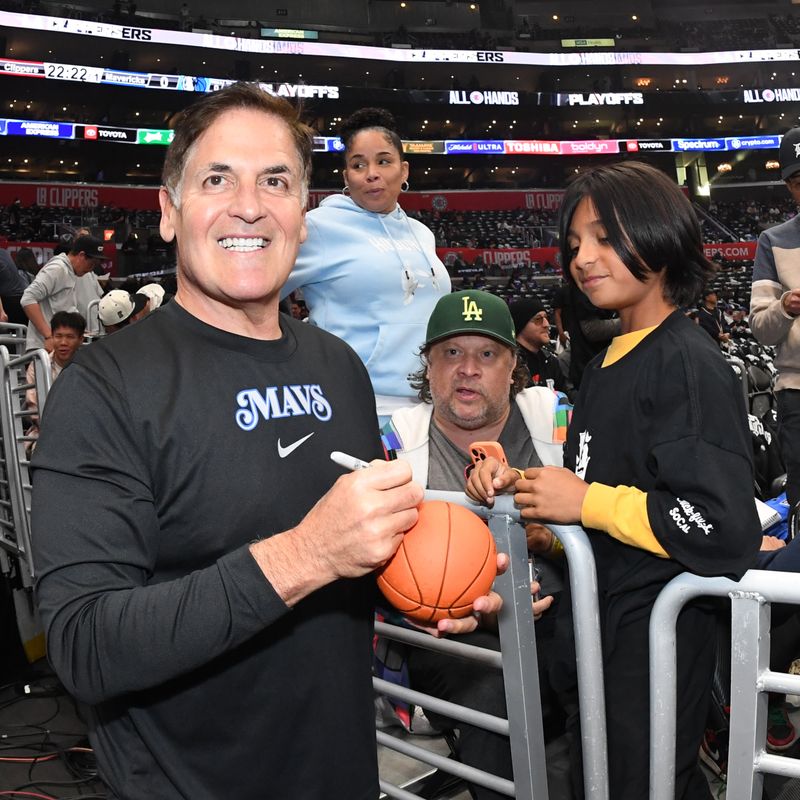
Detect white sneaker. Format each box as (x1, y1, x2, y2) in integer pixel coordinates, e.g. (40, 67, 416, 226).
(407, 705, 440, 736)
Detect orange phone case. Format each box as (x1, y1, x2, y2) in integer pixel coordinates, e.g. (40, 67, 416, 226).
(469, 441, 508, 466)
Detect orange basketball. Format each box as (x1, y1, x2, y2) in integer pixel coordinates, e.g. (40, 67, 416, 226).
(377, 500, 497, 624)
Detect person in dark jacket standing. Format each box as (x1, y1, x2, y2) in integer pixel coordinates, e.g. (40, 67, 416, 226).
(509, 297, 571, 397)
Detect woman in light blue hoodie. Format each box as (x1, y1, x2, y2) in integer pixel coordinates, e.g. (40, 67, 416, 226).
(282, 108, 450, 426)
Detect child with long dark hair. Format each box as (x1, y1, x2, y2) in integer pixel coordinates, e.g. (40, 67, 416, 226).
(469, 161, 760, 799)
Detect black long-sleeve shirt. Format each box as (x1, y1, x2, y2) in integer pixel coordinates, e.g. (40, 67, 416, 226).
(32, 303, 383, 800)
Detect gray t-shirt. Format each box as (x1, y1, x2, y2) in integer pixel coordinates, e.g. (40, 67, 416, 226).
(427, 403, 542, 490)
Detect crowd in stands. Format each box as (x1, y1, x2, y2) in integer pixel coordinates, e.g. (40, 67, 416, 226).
(412, 207, 558, 250)
(378, 25, 507, 52)
(772, 13, 800, 41)
(703, 198, 798, 243)
(0, 202, 161, 245)
(662, 17, 776, 50)
(4, 196, 797, 280)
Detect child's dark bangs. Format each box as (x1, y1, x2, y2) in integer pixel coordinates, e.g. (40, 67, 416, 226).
(592, 181, 650, 282)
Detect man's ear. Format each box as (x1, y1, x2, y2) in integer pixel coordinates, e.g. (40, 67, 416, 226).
(159, 186, 177, 243)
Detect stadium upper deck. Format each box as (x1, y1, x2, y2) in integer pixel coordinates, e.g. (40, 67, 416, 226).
(2, 0, 800, 194)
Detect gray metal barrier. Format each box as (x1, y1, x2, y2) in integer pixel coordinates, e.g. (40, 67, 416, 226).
(86, 297, 103, 337)
(376, 491, 609, 800)
(0, 343, 52, 586)
(650, 569, 800, 800)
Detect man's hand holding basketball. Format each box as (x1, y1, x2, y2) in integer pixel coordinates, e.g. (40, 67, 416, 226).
(415, 552, 509, 638)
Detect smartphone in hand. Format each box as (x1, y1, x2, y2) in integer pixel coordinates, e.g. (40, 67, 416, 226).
(469, 441, 508, 467)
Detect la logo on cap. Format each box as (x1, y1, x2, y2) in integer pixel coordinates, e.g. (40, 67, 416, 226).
(462, 296, 483, 321)
(794, 142, 800, 158)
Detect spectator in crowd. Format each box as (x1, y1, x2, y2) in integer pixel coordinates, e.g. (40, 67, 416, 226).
(471, 162, 760, 800)
(509, 297, 571, 396)
(30, 82, 500, 800)
(14, 247, 40, 286)
(751, 126, 800, 514)
(21, 235, 105, 352)
(288, 299, 306, 320)
(179, 1, 191, 29)
(9, 198, 22, 231)
(729, 306, 751, 339)
(697, 289, 731, 346)
(381, 289, 561, 800)
(282, 107, 450, 425)
(98, 289, 147, 333)
(135, 282, 166, 316)
(25, 310, 85, 454)
(0, 248, 27, 325)
(71, 228, 106, 321)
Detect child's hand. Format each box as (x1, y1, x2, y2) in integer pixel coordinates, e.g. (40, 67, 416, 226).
(515, 466, 588, 524)
(465, 456, 520, 507)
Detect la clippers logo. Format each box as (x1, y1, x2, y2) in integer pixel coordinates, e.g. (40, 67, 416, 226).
(235, 384, 332, 431)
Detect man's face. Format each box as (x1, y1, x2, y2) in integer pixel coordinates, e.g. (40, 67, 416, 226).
(74, 253, 100, 276)
(427, 334, 515, 431)
(704, 293, 717, 310)
(786, 173, 800, 205)
(51, 326, 82, 366)
(517, 310, 551, 350)
(159, 108, 307, 321)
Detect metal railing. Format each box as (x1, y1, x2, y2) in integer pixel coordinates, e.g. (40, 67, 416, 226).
(376, 491, 609, 800)
(0, 338, 52, 586)
(650, 569, 800, 800)
(85, 297, 103, 337)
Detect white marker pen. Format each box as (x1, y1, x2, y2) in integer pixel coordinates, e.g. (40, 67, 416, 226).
(330, 451, 370, 471)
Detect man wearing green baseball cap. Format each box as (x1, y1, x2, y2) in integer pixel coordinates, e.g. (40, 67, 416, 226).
(377, 289, 571, 799)
(422, 289, 518, 351)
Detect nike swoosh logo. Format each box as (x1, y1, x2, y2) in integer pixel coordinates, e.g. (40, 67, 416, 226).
(277, 432, 314, 458)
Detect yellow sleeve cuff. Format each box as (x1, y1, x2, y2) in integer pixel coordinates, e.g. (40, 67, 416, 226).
(581, 482, 669, 558)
